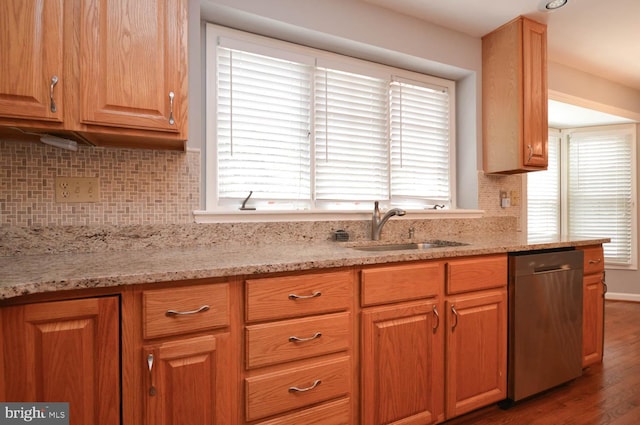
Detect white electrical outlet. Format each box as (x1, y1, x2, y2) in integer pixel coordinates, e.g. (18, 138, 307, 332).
(55, 177, 100, 203)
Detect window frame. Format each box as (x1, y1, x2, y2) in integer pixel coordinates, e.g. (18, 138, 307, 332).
(201, 23, 461, 220)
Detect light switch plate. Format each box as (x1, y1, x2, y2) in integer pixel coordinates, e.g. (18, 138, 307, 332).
(56, 177, 100, 203)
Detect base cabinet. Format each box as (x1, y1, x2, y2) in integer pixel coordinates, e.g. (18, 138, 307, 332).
(579, 245, 606, 367)
(144, 334, 232, 425)
(361, 300, 443, 425)
(0, 296, 120, 425)
(445, 289, 507, 418)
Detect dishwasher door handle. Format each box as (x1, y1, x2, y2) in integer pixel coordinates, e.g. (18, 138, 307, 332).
(533, 264, 572, 274)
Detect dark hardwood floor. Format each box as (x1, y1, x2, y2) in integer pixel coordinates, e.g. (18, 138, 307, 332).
(446, 301, 640, 425)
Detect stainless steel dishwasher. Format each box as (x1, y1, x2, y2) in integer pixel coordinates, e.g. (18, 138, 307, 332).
(506, 249, 584, 404)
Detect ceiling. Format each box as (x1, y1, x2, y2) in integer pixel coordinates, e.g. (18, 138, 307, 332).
(362, 0, 640, 126)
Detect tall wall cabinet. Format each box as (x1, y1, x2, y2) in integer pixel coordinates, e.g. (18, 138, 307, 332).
(0, 0, 188, 150)
(482, 16, 548, 174)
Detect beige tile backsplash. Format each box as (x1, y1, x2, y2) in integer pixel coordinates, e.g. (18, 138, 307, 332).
(1, 140, 522, 254)
(1, 140, 200, 226)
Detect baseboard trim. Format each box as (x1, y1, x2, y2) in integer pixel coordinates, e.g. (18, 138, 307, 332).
(605, 292, 640, 302)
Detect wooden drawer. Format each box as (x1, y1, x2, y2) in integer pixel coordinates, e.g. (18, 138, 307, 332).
(361, 262, 443, 307)
(245, 356, 351, 422)
(580, 245, 605, 275)
(255, 397, 351, 425)
(246, 271, 352, 322)
(142, 283, 229, 339)
(246, 312, 350, 369)
(446, 254, 507, 294)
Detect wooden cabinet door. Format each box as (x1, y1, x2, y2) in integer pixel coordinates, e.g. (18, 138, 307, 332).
(522, 17, 547, 168)
(0, 0, 65, 122)
(144, 334, 233, 425)
(583, 272, 605, 367)
(0, 296, 120, 425)
(361, 300, 443, 425)
(445, 289, 507, 418)
(79, 0, 187, 134)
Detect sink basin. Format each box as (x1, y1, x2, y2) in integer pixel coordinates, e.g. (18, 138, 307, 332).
(352, 240, 468, 252)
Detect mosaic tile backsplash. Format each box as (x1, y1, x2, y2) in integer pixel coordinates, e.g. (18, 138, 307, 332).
(1, 139, 522, 255)
(1, 140, 200, 226)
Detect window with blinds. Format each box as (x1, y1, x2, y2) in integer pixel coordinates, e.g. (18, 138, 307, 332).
(207, 24, 454, 212)
(567, 127, 636, 267)
(527, 124, 637, 268)
(527, 129, 560, 240)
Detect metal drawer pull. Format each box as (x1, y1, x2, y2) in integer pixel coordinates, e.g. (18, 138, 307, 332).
(168, 91, 175, 125)
(165, 305, 210, 317)
(147, 354, 156, 396)
(589, 258, 602, 264)
(289, 332, 322, 343)
(451, 305, 459, 330)
(288, 291, 322, 300)
(288, 379, 321, 393)
(49, 76, 59, 113)
(527, 145, 533, 162)
(432, 305, 440, 330)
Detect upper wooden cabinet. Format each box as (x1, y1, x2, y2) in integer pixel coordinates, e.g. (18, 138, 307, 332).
(79, 0, 188, 138)
(0, 0, 66, 123)
(482, 16, 548, 174)
(0, 0, 188, 150)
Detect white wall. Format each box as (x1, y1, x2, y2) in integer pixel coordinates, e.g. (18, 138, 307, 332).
(549, 61, 640, 300)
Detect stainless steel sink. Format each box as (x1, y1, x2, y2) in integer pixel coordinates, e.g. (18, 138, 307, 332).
(351, 240, 468, 252)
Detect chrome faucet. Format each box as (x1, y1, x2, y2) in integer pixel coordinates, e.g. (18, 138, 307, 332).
(371, 201, 406, 240)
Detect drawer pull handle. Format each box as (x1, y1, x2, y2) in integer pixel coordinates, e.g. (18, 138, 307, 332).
(589, 258, 602, 264)
(288, 291, 322, 300)
(289, 379, 321, 393)
(168, 91, 175, 125)
(165, 305, 210, 317)
(49, 75, 59, 113)
(147, 354, 156, 396)
(451, 305, 459, 330)
(289, 332, 322, 343)
(432, 305, 440, 330)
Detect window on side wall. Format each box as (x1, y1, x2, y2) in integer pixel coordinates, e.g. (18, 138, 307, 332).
(203, 24, 456, 216)
(527, 124, 637, 269)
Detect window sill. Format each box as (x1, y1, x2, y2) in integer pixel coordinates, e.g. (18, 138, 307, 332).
(192, 209, 485, 223)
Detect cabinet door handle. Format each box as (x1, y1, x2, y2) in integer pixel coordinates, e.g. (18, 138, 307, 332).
(288, 291, 322, 300)
(589, 258, 602, 264)
(432, 305, 440, 330)
(288, 379, 321, 393)
(49, 76, 59, 113)
(147, 354, 156, 396)
(451, 305, 459, 330)
(165, 305, 210, 317)
(289, 332, 322, 343)
(527, 145, 533, 162)
(168, 91, 175, 125)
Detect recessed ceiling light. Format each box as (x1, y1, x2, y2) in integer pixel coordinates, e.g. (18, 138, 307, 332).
(545, 0, 568, 10)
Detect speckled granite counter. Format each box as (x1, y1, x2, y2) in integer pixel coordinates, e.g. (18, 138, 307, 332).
(0, 232, 609, 300)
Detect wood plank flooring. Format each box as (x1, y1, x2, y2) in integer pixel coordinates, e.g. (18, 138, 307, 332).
(445, 301, 640, 424)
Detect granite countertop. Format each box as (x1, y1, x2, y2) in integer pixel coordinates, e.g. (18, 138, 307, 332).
(0, 232, 609, 301)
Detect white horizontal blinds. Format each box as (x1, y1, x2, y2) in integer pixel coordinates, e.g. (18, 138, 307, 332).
(217, 45, 312, 201)
(568, 129, 633, 265)
(527, 130, 560, 238)
(390, 79, 450, 206)
(314, 68, 389, 201)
